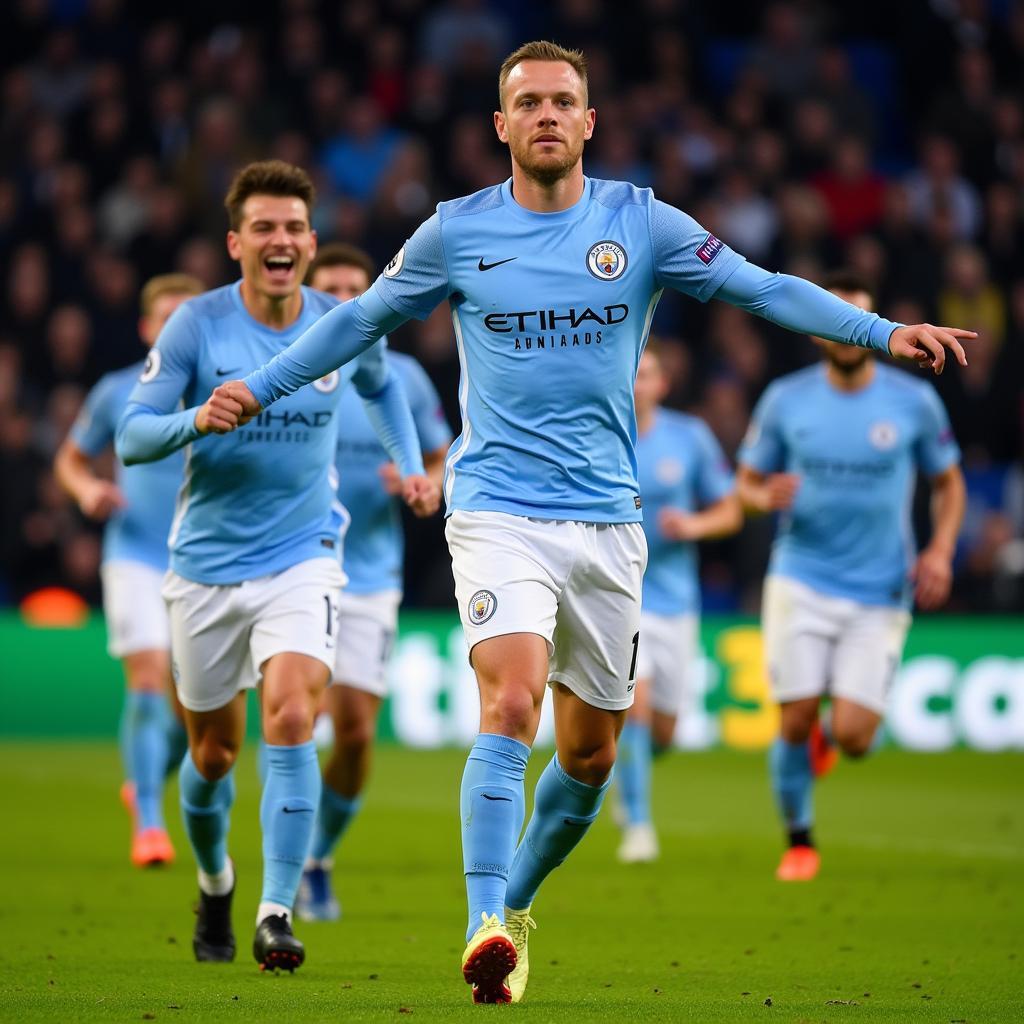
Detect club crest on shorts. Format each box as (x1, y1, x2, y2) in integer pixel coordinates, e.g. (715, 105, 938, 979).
(586, 240, 627, 281)
(139, 349, 161, 383)
(383, 245, 405, 278)
(468, 589, 497, 625)
(869, 421, 899, 450)
(313, 370, 340, 393)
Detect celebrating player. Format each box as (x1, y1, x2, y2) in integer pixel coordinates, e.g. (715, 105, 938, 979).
(56, 272, 202, 869)
(208, 44, 972, 1002)
(115, 161, 437, 972)
(616, 342, 741, 863)
(736, 271, 966, 882)
(295, 243, 452, 921)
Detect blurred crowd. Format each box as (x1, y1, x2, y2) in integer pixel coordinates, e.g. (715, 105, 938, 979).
(1, 0, 1022, 611)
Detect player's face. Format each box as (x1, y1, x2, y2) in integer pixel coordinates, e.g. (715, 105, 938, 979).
(227, 194, 317, 301)
(814, 289, 874, 373)
(634, 350, 668, 415)
(138, 291, 195, 348)
(495, 60, 595, 186)
(310, 264, 370, 302)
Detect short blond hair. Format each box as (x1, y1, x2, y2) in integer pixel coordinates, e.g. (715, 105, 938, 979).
(140, 273, 203, 317)
(498, 40, 588, 108)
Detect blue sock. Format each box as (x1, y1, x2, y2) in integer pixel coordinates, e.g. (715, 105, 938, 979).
(506, 756, 611, 911)
(179, 752, 235, 876)
(260, 741, 321, 908)
(769, 736, 814, 836)
(124, 692, 169, 831)
(310, 783, 360, 861)
(461, 733, 530, 940)
(617, 720, 652, 826)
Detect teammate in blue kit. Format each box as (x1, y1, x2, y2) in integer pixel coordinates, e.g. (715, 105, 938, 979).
(55, 272, 202, 869)
(736, 271, 966, 883)
(616, 342, 741, 864)
(115, 161, 438, 972)
(212, 44, 972, 1002)
(294, 243, 452, 922)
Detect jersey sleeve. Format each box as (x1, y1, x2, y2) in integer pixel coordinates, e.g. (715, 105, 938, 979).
(737, 384, 786, 474)
(116, 304, 204, 464)
(649, 200, 746, 302)
(402, 359, 452, 452)
(370, 212, 451, 320)
(352, 340, 427, 479)
(913, 385, 961, 476)
(692, 420, 735, 505)
(69, 374, 118, 457)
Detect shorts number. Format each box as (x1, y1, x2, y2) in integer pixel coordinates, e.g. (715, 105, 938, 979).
(628, 631, 640, 681)
(323, 594, 333, 637)
(380, 628, 396, 665)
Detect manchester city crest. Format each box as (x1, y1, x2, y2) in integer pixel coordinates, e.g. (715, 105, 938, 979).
(468, 589, 497, 625)
(869, 421, 899, 451)
(586, 240, 628, 281)
(313, 370, 340, 393)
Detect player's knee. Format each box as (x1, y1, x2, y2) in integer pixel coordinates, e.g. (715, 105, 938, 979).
(481, 685, 542, 738)
(336, 714, 374, 752)
(265, 701, 315, 744)
(193, 737, 238, 780)
(835, 729, 873, 759)
(562, 740, 616, 788)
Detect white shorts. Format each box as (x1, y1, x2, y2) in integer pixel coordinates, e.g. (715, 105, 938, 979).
(636, 611, 699, 716)
(332, 588, 401, 697)
(762, 575, 911, 715)
(163, 557, 345, 713)
(101, 560, 171, 658)
(445, 510, 648, 712)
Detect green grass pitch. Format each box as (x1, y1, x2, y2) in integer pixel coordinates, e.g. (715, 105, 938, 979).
(1, 743, 1020, 1023)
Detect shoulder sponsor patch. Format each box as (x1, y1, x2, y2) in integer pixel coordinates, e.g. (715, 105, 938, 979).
(695, 233, 724, 266)
(139, 349, 161, 383)
(383, 245, 405, 279)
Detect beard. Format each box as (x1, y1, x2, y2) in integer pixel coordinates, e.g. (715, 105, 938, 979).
(509, 133, 585, 187)
(824, 347, 872, 376)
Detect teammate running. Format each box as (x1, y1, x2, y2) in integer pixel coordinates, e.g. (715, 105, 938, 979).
(616, 341, 741, 863)
(209, 44, 971, 1002)
(116, 161, 437, 972)
(55, 272, 202, 868)
(736, 271, 965, 882)
(295, 243, 451, 921)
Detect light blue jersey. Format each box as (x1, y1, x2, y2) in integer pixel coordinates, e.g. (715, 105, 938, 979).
(117, 282, 425, 585)
(70, 361, 182, 571)
(638, 409, 733, 615)
(245, 177, 901, 525)
(739, 364, 960, 607)
(336, 350, 451, 594)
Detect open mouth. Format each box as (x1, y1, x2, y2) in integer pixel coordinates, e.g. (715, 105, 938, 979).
(534, 135, 562, 145)
(263, 254, 295, 280)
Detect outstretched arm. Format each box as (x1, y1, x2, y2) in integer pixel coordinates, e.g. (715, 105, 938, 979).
(714, 262, 973, 374)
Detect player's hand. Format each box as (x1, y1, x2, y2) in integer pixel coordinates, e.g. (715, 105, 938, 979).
(911, 545, 954, 610)
(401, 474, 441, 517)
(887, 324, 975, 375)
(378, 462, 402, 495)
(195, 386, 249, 435)
(759, 473, 801, 512)
(220, 380, 262, 420)
(78, 479, 126, 521)
(659, 508, 702, 542)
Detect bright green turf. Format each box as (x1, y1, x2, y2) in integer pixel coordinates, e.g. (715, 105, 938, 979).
(0, 744, 1020, 1023)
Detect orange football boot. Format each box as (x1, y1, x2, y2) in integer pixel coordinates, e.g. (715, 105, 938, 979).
(775, 845, 821, 881)
(131, 826, 176, 868)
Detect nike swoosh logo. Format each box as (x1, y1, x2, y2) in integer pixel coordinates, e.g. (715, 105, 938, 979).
(216, 367, 242, 376)
(281, 806, 313, 814)
(478, 257, 517, 272)
(481, 794, 512, 802)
